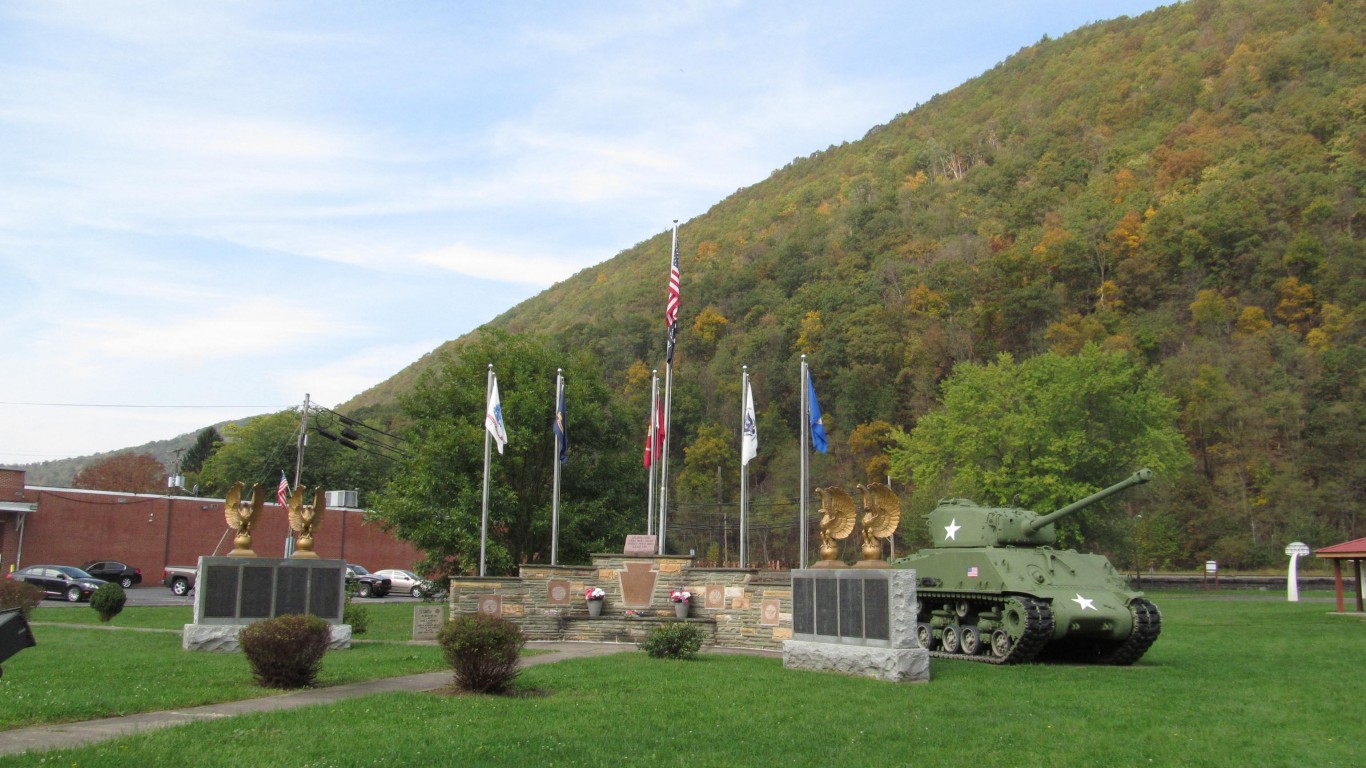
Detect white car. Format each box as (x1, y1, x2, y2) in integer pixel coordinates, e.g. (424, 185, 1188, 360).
(374, 569, 432, 598)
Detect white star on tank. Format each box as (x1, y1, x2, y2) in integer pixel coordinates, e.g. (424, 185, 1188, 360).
(944, 518, 961, 541)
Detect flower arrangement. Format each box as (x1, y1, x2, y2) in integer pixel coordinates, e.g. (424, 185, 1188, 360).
(669, 589, 692, 604)
(585, 587, 605, 601)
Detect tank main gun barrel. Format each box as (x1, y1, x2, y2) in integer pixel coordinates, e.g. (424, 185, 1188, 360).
(1027, 469, 1154, 533)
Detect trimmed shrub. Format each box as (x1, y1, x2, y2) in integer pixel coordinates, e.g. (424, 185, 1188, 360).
(343, 601, 370, 635)
(238, 614, 331, 689)
(0, 579, 44, 618)
(437, 612, 526, 693)
(640, 621, 705, 660)
(90, 583, 126, 623)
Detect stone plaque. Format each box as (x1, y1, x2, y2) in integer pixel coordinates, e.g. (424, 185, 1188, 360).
(772, 627, 793, 641)
(624, 534, 657, 555)
(618, 561, 658, 607)
(839, 578, 864, 638)
(310, 566, 342, 619)
(413, 605, 444, 641)
(760, 598, 782, 627)
(792, 576, 813, 634)
(478, 595, 502, 616)
(864, 577, 890, 641)
(547, 580, 572, 605)
(275, 566, 310, 615)
(240, 566, 275, 619)
(705, 585, 725, 609)
(815, 578, 839, 636)
(203, 565, 239, 619)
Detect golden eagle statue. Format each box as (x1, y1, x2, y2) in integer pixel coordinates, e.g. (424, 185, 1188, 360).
(815, 486, 857, 567)
(224, 481, 264, 557)
(287, 486, 327, 559)
(855, 482, 902, 567)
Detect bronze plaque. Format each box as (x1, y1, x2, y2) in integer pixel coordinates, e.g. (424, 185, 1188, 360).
(624, 534, 657, 555)
(547, 580, 572, 605)
(760, 598, 782, 627)
(478, 595, 502, 616)
(704, 585, 725, 609)
(618, 561, 658, 607)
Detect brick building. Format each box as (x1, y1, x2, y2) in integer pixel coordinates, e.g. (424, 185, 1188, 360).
(0, 468, 422, 580)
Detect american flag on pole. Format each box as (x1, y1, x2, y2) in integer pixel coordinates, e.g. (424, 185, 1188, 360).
(665, 234, 680, 364)
(276, 471, 289, 507)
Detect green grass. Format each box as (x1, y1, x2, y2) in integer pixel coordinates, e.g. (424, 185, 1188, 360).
(3, 596, 1361, 766)
(27, 600, 439, 641)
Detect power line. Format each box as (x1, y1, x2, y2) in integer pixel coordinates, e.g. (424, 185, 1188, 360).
(0, 401, 291, 409)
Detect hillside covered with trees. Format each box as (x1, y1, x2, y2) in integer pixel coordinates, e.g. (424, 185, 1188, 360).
(67, 0, 1363, 575)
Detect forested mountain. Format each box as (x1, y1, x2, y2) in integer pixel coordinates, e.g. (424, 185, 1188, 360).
(339, 0, 1362, 570)
(36, 0, 1361, 573)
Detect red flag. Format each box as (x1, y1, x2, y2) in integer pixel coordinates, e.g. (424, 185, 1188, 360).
(276, 471, 289, 507)
(643, 391, 666, 467)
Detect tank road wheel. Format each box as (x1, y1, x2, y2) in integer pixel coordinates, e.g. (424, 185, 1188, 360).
(954, 600, 971, 619)
(990, 629, 1012, 659)
(916, 623, 937, 651)
(960, 626, 981, 655)
(941, 625, 961, 654)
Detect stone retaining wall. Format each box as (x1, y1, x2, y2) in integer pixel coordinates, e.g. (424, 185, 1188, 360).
(448, 554, 793, 651)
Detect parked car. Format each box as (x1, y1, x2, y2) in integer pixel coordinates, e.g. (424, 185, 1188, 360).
(7, 565, 108, 602)
(345, 564, 391, 598)
(82, 561, 142, 589)
(162, 565, 198, 596)
(373, 569, 433, 598)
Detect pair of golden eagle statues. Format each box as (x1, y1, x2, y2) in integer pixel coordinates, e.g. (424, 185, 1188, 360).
(816, 482, 901, 568)
(223, 481, 327, 558)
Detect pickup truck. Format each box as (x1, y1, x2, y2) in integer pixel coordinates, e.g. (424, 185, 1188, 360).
(162, 565, 197, 596)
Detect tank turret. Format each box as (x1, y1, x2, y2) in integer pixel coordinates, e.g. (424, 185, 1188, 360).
(925, 469, 1153, 548)
(895, 469, 1161, 666)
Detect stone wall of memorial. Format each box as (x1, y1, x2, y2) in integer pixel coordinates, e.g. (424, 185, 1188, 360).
(448, 553, 794, 651)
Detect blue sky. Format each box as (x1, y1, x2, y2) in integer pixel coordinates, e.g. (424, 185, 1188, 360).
(0, 1, 1171, 467)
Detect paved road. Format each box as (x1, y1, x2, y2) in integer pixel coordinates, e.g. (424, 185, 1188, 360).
(33, 586, 437, 609)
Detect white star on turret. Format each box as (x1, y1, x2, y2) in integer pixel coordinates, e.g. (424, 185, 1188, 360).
(1072, 594, 1096, 611)
(944, 518, 961, 541)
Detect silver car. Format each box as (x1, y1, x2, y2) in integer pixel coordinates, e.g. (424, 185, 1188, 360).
(373, 569, 431, 598)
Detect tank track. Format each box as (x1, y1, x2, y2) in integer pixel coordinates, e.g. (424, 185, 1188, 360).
(918, 592, 1054, 665)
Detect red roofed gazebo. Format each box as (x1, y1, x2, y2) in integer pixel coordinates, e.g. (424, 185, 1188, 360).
(1315, 537, 1366, 613)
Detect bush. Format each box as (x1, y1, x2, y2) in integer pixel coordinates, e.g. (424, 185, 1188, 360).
(437, 612, 526, 693)
(343, 601, 370, 635)
(640, 621, 705, 660)
(0, 580, 44, 618)
(238, 614, 331, 689)
(90, 583, 126, 623)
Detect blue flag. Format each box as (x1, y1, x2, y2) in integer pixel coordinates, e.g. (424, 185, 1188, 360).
(807, 375, 828, 454)
(554, 382, 568, 464)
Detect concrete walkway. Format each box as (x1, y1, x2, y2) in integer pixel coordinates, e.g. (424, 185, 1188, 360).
(0, 641, 691, 757)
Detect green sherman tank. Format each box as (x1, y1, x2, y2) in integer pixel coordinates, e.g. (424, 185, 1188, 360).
(893, 469, 1159, 665)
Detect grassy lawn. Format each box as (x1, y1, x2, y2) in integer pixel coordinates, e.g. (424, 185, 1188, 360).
(3, 594, 1362, 766)
(25, 600, 441, 641)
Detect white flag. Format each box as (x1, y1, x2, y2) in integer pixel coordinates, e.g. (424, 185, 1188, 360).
(485, 377, 508, 454)
(741, 380, 758, 466)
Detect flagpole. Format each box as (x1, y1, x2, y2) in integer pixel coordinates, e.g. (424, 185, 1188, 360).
(739, 366, 749, 569)
(646, 370, 658, 536)
(799, 356, 809, 569)
(658, 220, 679, 556)
(480, 364, 493, 577)
(551, 369, 563, 566)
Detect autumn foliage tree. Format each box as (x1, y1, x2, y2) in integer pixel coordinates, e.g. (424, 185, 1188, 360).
(72, 453, 167, 493)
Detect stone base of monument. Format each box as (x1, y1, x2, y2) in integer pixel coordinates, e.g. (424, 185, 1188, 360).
(782, 639, 929, 683)
(183, 623, 353, 652)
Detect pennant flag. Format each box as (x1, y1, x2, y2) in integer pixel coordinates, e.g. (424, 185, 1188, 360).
(807, 374, 828, 454)
(644, 391, 665, 467)
(276, 471, 289, 507)
(741, 380, 758, 466)
(665, 236, 680, 364)
(554, 381, 568, 464)
(485, 377, 508, 454)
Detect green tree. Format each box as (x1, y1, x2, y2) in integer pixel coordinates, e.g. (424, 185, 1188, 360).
(180, 427, 221, 474)
(373, 329, 638, 576)
(886, 345, 1189, 550)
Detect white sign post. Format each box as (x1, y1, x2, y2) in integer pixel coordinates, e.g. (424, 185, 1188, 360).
(1285, 542, 1311, 602)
